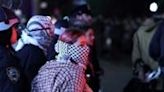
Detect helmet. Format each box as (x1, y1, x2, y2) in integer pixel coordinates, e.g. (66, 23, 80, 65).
(0, 6, 19, 31)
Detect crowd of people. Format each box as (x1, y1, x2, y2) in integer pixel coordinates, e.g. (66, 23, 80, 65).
(2, 1, 164, 92)
(0, 3, 103, 92)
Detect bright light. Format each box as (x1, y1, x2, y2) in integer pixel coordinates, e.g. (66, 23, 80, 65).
(106, 38, 112, 46)
(150, 2, 158, 12)
(40, 2, 48, 9)
(86, 74, 91, 78)
(14, 9, 22, 16)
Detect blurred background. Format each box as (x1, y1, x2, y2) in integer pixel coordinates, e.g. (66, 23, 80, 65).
(1, 0, 164, 92)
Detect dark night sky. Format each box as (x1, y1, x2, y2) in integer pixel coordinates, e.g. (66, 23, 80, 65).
(20, 0, 164, 18)
(88, 0, 155, 17)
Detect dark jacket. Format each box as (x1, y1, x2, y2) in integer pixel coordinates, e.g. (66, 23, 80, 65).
(0, 45, 24, 92)
(86, 45, 102, 92)
(46, 35, 59, 61)
(88, 45, 102, 76)
(149, 20, 164, 67)
(16, 44, 47, 91)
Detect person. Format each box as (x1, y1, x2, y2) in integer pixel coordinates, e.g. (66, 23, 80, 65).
(31, 28, 92, 92)
(85, 27, 103, 92)
(13, 15, 54, 91)
(70, 15, 103, 91)
(149, 18, 164, 92)
(124, 18, 162, 92)
(132, 18, 161, 77)
(0, 6, 24, 92)
(47, 18, 69, 60)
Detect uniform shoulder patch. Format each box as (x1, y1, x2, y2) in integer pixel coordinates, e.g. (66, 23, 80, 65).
(6, 67, 20, 83)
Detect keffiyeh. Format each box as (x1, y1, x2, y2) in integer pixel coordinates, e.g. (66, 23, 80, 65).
(55, 40, 90, 68)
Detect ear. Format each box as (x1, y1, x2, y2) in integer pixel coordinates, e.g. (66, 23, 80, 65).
(10, 27, 18, 44)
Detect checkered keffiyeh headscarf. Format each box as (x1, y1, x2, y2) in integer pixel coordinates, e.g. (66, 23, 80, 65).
(55, 40, 90, 67)
(26, 15, 54, 55)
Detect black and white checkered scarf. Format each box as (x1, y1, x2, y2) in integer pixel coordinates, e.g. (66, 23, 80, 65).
(55, 40, 90, 69)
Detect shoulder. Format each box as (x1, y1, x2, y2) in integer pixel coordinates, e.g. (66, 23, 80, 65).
(16, 44, 46, 66)
(66, 63, 85, 79)
(17, 44, 45, 56)
(22, 44, 43, 52)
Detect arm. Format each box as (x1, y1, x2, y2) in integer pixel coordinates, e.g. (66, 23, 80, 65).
(132, 33, 141, 65)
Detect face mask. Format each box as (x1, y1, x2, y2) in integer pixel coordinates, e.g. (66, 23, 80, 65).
(55, 40, 89, 66)
(69, 43, 89, 66)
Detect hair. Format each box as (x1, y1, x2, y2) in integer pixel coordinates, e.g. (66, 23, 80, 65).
(59, 28, 84, 44)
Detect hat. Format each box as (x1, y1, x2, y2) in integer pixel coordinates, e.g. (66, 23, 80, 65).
(0, 6, 19, 31)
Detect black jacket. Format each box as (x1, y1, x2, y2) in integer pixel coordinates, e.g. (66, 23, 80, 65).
(86, 45, 103, 92)
(47, 35, 59, 61)
(149, 21, 164, 67)
(0, 45, 24, 92)
(16, 44, 47, 91)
